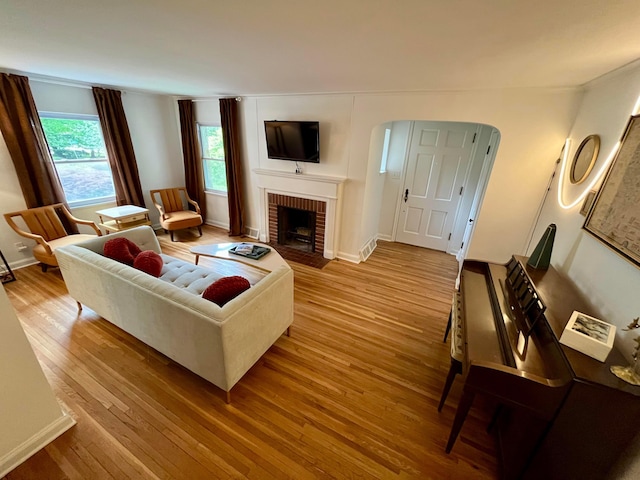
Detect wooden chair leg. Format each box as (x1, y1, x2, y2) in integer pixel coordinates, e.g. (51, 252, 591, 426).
(76, 301, 83, 312)
(225, 391, 231, 404)
(438, 358, 461, 412)
(446, 389, 475, 453)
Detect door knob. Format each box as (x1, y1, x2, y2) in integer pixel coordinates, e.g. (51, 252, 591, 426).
(404, 189, 409, 202)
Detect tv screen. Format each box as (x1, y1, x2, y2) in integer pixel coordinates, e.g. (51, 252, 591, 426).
(264, 121, 319, 163)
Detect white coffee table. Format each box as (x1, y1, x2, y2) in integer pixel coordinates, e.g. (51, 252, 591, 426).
(190, 242, 288, 272)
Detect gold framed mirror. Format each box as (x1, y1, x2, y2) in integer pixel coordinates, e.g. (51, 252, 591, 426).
(570, 135, 600, 184)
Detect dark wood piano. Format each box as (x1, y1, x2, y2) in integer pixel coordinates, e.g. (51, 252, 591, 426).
(447, 256, 640, 479)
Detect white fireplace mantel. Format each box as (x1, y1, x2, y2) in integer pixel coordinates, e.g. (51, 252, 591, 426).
(253, 169, 346, 259)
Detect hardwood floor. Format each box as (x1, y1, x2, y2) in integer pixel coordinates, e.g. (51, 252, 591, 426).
(3, 226, 498, 479)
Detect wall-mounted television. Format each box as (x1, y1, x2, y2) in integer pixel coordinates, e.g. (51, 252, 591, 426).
(264, 120, 320, 163)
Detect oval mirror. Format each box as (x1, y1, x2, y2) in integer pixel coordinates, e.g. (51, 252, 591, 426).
(570, 135, 600, 184)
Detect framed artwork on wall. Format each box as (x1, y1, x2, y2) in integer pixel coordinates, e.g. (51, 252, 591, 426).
(584, 114, 640, 267)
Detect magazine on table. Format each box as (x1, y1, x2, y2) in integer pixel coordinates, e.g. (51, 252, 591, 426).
(229, 243, 271, 260)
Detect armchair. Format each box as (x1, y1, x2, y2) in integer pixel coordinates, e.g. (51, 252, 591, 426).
(4, 203, 102, 271)
(150, 187, 203, 241)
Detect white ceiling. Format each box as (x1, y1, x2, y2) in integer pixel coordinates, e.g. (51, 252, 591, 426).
(1, 0, 640, 97)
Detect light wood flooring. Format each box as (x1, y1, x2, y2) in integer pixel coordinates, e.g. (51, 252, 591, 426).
(3, 226, 498, 479)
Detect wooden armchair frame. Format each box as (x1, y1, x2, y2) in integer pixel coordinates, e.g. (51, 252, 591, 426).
(4, 203, 102, 271)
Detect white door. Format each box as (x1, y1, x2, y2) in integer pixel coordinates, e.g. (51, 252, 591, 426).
(395, 122, 478, 251)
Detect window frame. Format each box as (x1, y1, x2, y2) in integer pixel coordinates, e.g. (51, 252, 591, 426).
(197, 123, 227, 195)
(39, 111, 116, 208)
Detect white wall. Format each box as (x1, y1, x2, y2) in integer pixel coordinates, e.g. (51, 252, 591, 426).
(230, 89, 580, 262)
(344, 90, 581, 263)
(379, 121, 412, 239)
(359, 122, 391, 253)
(529, 60, 640, 480)
(0, 80, 182, 266)
(0, 284, 75, 476)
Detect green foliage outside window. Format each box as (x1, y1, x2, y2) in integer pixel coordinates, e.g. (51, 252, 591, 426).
(41, 117, 107, 160)
(40, 115, 115, 203)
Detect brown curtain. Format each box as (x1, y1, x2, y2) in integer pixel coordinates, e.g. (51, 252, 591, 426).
(92, 87, 145, 207)
(178, 99, 206, 218)
(0, 73, 66, 208)
(219, 98, 245, 236)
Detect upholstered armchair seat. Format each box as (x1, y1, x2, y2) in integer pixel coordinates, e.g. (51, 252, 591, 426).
(160, 210, 203, 231)
(150, 187, 203, 241)
(32, 234, 101, 267)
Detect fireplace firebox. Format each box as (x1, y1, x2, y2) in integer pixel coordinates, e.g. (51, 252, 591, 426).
(277, 206, 316, 252)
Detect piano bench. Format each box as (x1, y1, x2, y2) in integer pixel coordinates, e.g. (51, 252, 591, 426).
(438, 293, 464, 412)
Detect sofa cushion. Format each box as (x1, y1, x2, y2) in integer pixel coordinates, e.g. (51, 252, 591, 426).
(202, 276, 251, 307)
(133, 250, 163, 277)
(103, 237, 142, 265)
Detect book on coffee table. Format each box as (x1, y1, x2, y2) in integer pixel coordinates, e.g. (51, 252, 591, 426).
(229, 243, 271, 260)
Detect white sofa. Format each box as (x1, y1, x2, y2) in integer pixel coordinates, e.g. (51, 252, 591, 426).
(56, 226, 294, 402)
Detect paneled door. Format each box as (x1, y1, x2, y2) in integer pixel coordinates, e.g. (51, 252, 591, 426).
(395, 122, 477, 251)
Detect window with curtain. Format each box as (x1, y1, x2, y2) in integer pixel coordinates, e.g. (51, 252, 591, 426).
(198, 124, 227, 194)
(40, 112, 115, 206)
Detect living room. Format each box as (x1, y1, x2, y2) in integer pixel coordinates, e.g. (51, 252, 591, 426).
(2, 1, 640, 479)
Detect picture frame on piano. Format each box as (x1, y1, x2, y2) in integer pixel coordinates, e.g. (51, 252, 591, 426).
(560, 311, 616, 362)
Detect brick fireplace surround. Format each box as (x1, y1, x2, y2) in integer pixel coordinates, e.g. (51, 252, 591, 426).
(268, 193, 326, 255)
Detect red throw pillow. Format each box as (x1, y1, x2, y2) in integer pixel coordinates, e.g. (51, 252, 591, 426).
(133, 250, 163, 277)
(202, 276, 251, 307)
(103, 237, 142, 266)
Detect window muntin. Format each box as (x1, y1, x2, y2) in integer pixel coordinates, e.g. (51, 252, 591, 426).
(198, 124, 227, 193)
(40, 112, 115, 206)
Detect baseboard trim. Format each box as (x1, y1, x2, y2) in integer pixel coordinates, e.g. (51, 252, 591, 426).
(205, 220, 229, 230)
(7, 258, 38, 271)
(336, 251, 360, 264)
(376, 234, 393, 242)
(0, 412, 76, 477)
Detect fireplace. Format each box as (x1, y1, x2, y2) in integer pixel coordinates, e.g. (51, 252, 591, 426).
(255, 169, 345, 260)
(268, 193, 326, 255)
(278, 206, 316, 252)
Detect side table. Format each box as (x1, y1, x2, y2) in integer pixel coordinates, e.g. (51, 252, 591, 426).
(96, 205, 151, 234)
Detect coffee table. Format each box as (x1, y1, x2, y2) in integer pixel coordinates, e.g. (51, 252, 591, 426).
(190, 242, 288, 272)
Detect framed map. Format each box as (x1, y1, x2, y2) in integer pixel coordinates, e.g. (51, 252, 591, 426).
(584, 114, 640, 267)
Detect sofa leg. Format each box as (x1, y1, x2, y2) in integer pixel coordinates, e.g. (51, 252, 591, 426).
(170, 231, 175, 242)
(225, 391, 231, 404)
(286, 326, 291, 337)
(198, 225, 202, 237)
(41, 263, 48, 273)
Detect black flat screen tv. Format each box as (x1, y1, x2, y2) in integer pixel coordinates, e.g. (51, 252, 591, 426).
(264, 120, 319, 163)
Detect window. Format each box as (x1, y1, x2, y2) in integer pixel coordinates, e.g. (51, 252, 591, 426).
(198, 125, 227, 193)
(40, 113, 115, 206)
(380, 127, 391, 173)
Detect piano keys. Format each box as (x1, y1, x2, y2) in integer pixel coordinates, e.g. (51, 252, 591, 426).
(444, 256, 640, 479)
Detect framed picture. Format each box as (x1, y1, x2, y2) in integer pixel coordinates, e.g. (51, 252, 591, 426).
(579, 190, 597, 216)
(559, 311, 616, 362)
(584, 114, 640, 267)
